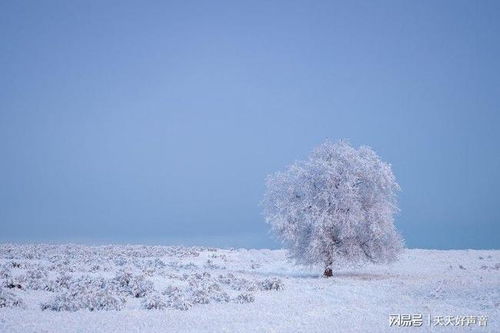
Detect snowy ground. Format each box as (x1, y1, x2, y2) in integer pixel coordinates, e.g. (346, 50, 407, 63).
(0, 244, 498, 332)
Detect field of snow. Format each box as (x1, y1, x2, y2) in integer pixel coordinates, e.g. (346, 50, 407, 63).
(0, 244, 498, 332)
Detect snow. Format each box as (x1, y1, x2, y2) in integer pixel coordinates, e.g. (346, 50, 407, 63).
(0, 244, 498, 332)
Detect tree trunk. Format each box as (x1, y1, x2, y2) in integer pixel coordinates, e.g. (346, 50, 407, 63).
(323, 260, 333, 277)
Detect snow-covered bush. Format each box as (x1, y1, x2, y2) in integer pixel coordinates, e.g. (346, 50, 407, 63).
(260, 278, 284, 291)
(217, 273, 257, 291)
(187, 272, 212, 286)
(0, 244, 287, 312)
(250, 262, 261, 269)
(41, 290, 125, 312)
(113, 256, 128, 267)
(186, 273, 230, 304)
(0, 287, 24, 308)
(9, 261, 23, 269)
(233, 293, 255, 303)
(162, 286, 192, 311)
(150, 258, 166, 269)
(0, 265, 11, 279)
(70, 275, 107, 293)
(263, 140, 404, 276)
(22, 268, 49, 290)
(209, 288, 230, 303)
(40, 274, 127, 311)
(3, 276, 23, 290)
(204, 259, 225, 270)
(53, 273, 72, 290)
(110, 271, 154, 298)
(189, 288, 211, 304)
(141, 293, 167, 310)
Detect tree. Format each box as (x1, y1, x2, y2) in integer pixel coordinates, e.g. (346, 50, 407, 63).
(262, 140, 403, 277)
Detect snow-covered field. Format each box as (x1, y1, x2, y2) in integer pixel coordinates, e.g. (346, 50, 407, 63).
(0, 244, 498, 332)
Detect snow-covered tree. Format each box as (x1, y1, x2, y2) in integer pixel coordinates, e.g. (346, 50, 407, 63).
(262, 140, 403, 276)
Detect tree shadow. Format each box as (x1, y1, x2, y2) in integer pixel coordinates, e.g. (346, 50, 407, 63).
(237, 270, 322, 279)
(332, 272, 397, 280)
(239, 269, 397, 280)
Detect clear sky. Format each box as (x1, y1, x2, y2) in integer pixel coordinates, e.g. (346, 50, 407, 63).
(1, 1, 499, 249)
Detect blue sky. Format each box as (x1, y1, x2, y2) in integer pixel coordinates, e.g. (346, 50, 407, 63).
(1, 1, 499, 249)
